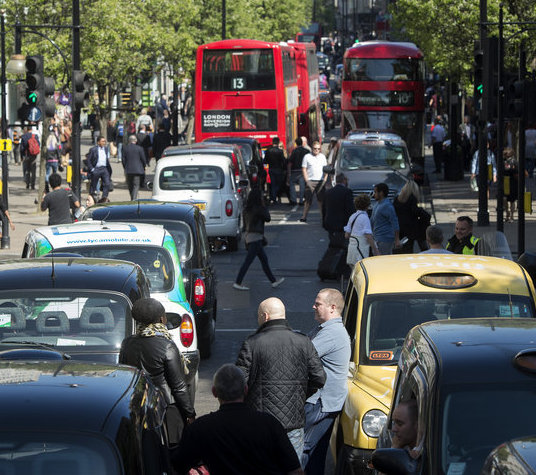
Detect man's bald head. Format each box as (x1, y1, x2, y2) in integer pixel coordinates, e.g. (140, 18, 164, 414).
(257, 297, 286, 326)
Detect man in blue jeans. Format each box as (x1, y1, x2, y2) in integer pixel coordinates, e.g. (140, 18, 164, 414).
(371, 182, 400, 255)
(302, 289, 351, 474)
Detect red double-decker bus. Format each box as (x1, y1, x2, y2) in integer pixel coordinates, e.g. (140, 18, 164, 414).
(292, 42, 322, 144)
(195, 39, 299, 154)
(341, 41, 425, 166)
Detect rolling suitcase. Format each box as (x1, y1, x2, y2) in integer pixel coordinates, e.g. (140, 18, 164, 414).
(317, 246, 347, 281)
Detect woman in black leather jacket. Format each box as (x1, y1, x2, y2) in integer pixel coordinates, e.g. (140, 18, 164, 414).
(119, 298, 195, 444)
(233, 187, 285, 291)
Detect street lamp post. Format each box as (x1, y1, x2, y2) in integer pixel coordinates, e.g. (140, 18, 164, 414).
(1, 11, 10, 249)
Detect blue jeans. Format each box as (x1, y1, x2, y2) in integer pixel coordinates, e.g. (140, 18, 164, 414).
(302, 401, 338, 474)
(116, 141, 123, 160)
(289, 170, 305, 204)
(269, 168, 284, 202)
(377, 240, 394, 255)
(287, 428, 305, 463)
(235, 240, 275, 284)
(46, 161, 58, 184)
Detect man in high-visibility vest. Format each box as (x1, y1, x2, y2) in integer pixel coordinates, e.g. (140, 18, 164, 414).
(446, 216, 480, 254)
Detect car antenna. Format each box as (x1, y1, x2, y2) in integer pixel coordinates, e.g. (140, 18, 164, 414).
(50, 252, 56, 284)
(137, 199, 141, 217)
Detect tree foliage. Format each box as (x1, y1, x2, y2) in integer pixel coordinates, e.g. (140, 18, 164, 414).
(390, 0, 536, 81)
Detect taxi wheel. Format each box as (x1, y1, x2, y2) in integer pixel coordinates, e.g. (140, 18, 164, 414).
(199, 316, 215, 359)
(334, 444, 355, 475)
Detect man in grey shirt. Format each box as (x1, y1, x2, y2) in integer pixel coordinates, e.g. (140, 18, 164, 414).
(41, 173, 80, 225)
(420, 225, 452, 254)
(302, 288, 351, 474)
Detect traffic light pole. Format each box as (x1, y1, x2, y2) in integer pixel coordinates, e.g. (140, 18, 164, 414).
(1, 12, 9, 249)
(71, 0, 81, 200)
(477, 0, 489, 227)
(496, 5, 504, 232)
(517, 45, 527, 257)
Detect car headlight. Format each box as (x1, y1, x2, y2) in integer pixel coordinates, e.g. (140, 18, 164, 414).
(362, 410, 387, 438)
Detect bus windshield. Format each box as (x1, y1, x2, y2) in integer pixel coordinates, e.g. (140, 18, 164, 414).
(202, 49, 275, 91)
(344, 58, 424, 81)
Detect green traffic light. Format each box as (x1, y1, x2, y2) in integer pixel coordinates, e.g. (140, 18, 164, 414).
(28, 92, 38, 104)
(477, 84, 483, 94)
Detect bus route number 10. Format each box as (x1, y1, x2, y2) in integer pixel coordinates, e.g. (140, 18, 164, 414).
(232, 77, 246, 90)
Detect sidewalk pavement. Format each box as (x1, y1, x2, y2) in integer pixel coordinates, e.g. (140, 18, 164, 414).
(1, 135, 535, 259)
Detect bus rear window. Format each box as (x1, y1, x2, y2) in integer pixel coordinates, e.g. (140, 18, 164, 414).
(202, 49, 275, 91)
(202, 110, 277, 132)
(344, 58, 423, 81)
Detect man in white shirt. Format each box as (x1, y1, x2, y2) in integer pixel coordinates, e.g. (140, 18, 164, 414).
(431, 117, 446, 174)
(300, 141, 327, 223)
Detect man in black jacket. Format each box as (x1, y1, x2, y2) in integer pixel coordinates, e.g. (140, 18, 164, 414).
(236, 297, 326, 460)
(86, 135, 113, 202)
(122, 135, 147, 200)
(322, 173, 354, 248)
(173, 364, 303, 475)
(264, 137, 287, 204)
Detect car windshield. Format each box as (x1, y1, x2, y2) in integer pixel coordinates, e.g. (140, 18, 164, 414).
(0, 432, 121, 474)
(441, 385, 536, 474)
(55, 245, 175, 292)
(361, 293, 534, 365)
(159, 165, 224, 191)
(0, 290, 130, 351)
(339, 142, 408, 170)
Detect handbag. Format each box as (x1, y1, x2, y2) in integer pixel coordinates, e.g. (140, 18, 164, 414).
(109, 141, 117, 157)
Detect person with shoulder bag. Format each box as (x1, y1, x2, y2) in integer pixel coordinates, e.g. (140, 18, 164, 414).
(233, 188, 285, 291)
(344, 194, 379, 266)
(20, 126, 40, 190)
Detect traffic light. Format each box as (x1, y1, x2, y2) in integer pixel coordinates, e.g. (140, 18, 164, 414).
(24, 55, 56, 120)
(506, 77, 524, 118)
(474, 41, 484, 112)
(72, 70, 90, 109)
(25, 55, 44, 121)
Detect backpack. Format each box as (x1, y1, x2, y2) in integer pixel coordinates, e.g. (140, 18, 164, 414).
(127, 121, 136, 135)
(27, 134, 40, 156)
(116, 123, 124, 137)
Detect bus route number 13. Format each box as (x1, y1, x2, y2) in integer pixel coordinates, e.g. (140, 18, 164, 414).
(232, 77, 246, 90)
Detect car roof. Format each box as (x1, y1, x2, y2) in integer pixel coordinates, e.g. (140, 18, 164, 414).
(358, 254, 533, 296)
(205, 137, 259, 146)
(157, 154, 233, 167)
(0, 257, 144, 291)
(0, 360, 141, 432)
(83, 200, 198, 223)
(414, 318, 536, 385)
(31, 222, 167, 248)
(345, 130, 407, 144)
(164, 143, 239, 156)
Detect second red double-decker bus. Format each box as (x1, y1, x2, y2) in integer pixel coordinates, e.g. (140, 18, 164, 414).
(195, 39, 299, 154)
(341, 41, 425, 166)
(292, 42, 322, 145)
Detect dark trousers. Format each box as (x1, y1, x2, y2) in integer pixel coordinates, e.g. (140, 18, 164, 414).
(126, 174, 142, 200)
(302, 401, 338, 475)
(90, 166, 111, 198)
(269, 168, 284, 202)
(236, 240, 275, 284)
(23, 157, 36, 188)
(432, 142, 443, 172)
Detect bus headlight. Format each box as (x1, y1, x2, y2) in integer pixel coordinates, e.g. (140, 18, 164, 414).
(362, 410, 387, 438)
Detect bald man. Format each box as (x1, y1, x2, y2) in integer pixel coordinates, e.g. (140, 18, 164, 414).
(236, 297, 326, 461)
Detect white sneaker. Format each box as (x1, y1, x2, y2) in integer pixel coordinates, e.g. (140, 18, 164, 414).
(271, 277, 285, 288)
(233, 283, 250, 291)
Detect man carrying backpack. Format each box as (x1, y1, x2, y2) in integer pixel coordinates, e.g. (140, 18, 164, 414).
(20, 126, 40, 190)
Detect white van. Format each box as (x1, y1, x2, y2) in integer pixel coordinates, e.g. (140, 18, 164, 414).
(151, 154, 244, 251)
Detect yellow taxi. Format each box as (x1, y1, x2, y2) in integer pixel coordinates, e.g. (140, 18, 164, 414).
(332, 253, 536, 473)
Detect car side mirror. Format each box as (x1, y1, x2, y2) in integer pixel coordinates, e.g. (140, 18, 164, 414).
(238, 178, 249, 188)
(248, 164, 258, 175)
(371, 448, 418, 475)
(146, 181, 153, 191)
(323, 165, 335, 175)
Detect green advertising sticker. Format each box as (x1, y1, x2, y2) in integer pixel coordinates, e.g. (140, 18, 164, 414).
(0, 314, 12, 328)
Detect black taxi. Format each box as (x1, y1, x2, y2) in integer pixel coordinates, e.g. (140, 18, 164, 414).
(0, 257, 149, 362)
(0, 360, 170, 474)
(373, 318, 536, 475)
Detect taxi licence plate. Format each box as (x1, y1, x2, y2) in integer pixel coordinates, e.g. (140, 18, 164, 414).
(193, 203, 206, 210)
